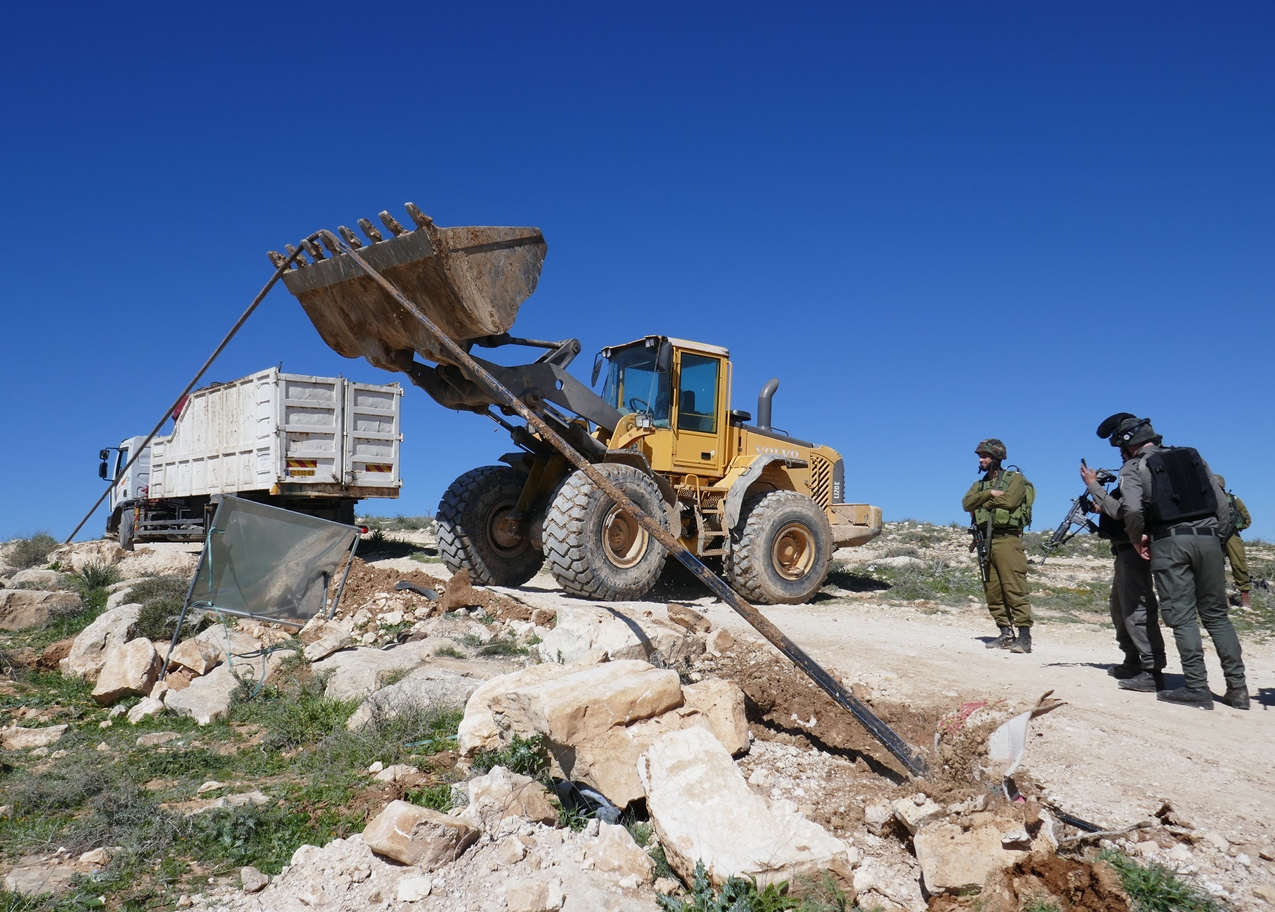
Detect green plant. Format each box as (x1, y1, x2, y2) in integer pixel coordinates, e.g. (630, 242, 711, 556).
(471, 733, 549, 778)
(435, 645, 465, 659)
(656, 860, 800, 912)
(129, 575, 194, 641)
(1098, 848, 1228, 912)
(1022, 898, 1061, 912)
(477, 636, 528, 657)
(7, 533, 58, 570)
(69, 560, 122, 592)
(405, 783, 454, 812)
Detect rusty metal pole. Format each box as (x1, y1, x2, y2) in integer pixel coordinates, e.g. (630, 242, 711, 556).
(316, 230, 929, 779)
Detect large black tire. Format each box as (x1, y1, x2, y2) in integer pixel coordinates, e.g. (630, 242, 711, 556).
(728, 490, 833, 604)
(543, 463, 670, 601)
(436, 466, 543, 587)
(119, 509, 136, 552)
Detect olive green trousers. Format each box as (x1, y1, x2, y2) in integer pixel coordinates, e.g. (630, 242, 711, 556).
(984, 533, 1031, 628)
(1225, 534, 1251, 593)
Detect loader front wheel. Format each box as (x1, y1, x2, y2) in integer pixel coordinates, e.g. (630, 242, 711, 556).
(544, 463, 669, 601)
(728, 491, 832, 604)
(437, 466, 543, 587)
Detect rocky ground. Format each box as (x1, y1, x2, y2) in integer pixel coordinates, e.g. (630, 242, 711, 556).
(1, 523, 1273, 912)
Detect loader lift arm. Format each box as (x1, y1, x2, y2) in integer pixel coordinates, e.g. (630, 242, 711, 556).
(277, 216, 929, 779)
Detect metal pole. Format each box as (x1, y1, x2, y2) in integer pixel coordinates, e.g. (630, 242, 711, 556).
(316, 230, 929, 778)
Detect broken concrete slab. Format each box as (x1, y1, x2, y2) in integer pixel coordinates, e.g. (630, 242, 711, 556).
(639, 725, 849, 888)
(362, 800, 479, 870)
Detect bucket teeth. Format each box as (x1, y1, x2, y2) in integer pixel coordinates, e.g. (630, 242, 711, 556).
(338, 226, 364, 249)
(267, 250, 287, 268)
(379, 211, 407, 236)
(302, 239, 325, 260)
(318, 234, 342, 257)
(358, 218, 385, 243)
(405, 203, 434, 229)
(285, 244, 306, 264)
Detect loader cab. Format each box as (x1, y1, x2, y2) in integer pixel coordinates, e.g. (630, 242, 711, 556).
(596, 336, 731, 478)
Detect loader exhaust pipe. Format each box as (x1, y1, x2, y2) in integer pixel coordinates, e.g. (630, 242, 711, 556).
(757, 378, 779, 430)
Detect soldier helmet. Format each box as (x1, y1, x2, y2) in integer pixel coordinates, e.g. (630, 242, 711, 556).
(1111, 416, 1159, 448)
(974, 438, 1007, 460)
(1096, 412, 1137, 440)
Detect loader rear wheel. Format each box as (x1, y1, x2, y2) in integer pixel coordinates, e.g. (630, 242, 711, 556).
(119, 509, 136, 552)
(437, 466, 543, 587)
(728, 491, 832, 604)
(544, 463, 669, 601)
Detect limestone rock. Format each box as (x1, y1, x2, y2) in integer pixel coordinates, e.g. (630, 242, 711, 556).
(639, 726, 849, 888)
(92, 638, 161, 705)
(346, 664, 489, 731)
(892, 793, 944, 834)
(3, 864, 77, 897)
(362, 800, 479, 870)
(0, 590, 81, 631)
(193, 626, 264, 664)
(61, 604, 140, 681)
(505, 879, 565, 912)
(240, 866, 269, 894)
(302, 627, 354, 662)
(666, 603, 711, 633)
(587, 822, 655, 880)
(397, 874, 433, 901)
(373, 764, 420, 783)
(2, 724, 68, 750)
(681, 678, 749, 755)
(311, 640, 443, 701)
(137, 731, 181, 747)
(8, 568, 64, 589)
(164, 663, 243, 725)
(465, 766, 558, 826)
(705, 628, 734, 655)
(913, 819, 1031, 895)
(535, 605, 702, 666)
(168, 637, 224, 676)
(462, 660, 685, 805)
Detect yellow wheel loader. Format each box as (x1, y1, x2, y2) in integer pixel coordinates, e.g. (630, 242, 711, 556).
(275, 205, 881, 605)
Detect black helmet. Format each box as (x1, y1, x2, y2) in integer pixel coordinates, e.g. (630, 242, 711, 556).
(975, 438, 1007, 460)
(1097, 412, 1159, 448)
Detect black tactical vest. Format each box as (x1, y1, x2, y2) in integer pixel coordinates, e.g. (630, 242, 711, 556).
(1097, 488, 1123, 540)
(1144, 447, 1217, 527)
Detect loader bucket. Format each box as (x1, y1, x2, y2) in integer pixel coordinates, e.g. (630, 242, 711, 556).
(275, 204, 546, 371)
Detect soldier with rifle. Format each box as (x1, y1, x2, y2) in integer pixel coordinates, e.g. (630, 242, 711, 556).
(1080, 423, 1167, 692)
(1214, 475, 1253, 609)
(1098, 413, 1248, 711)
(962, 439, 1034, 653)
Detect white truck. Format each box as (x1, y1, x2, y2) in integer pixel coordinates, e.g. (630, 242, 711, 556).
(102, 368, 403, 549)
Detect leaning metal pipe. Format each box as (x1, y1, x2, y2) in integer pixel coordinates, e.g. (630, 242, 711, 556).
(316, 229, 929, 779)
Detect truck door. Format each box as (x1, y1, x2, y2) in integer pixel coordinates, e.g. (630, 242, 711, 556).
(110, 437, 150, 511)
(670, 352, 728, 477)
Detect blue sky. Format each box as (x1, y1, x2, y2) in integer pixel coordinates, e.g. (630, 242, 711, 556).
(2, 3, 1272, 542)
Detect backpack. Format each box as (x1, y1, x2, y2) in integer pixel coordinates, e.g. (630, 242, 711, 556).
(1226, 491, 1250, 533)
(1144, 447, 1216, 526)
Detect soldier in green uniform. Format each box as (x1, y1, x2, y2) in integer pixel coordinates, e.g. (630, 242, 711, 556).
(1214, 476, 1253, 609)
(1100, 414, 1248, 711)
(962, 439, 1034, 653)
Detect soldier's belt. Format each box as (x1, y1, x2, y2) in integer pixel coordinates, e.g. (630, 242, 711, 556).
(1151, 526, 1216, 542)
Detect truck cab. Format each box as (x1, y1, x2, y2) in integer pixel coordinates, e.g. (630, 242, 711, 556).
(102, 436, 150, 518)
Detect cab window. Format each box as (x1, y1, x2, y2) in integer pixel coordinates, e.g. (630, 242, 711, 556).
(677, 354, 719, 433)
(115, 447, 130, 480)
(601, 346, 670, 427)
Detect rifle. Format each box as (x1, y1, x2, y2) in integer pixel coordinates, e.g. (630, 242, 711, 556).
(968, 515, 992, 583)
(1041, 462, 1116, 562)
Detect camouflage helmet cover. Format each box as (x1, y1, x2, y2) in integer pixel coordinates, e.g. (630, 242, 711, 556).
(974, 438, 1007, 460)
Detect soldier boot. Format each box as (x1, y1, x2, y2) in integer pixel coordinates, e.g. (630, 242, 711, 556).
(1222, 684, 1250, 710)
(1117, 671, 1164, 693)
(1009, 627, 1032, 654)
(986, 627, 1015, 649)
(1156, 687, 1214, 710)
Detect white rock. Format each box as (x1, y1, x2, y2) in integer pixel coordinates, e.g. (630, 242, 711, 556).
(362, 800, 479, 870)
(465, 766, 558, 826)
(1, 725, 68, 750)
(639, 726, 848, 888)
(127, 696, 166, 724)
(587, 823, 654, 880)
(61, 604, 140, 681)
(396, 875, 433, 902)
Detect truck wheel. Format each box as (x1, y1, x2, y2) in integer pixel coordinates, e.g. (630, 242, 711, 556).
(119, 509, 136, 552)
(437, 466, 543, 587)
(544, 463, 669, 601)
(728, 491, 832, 604)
